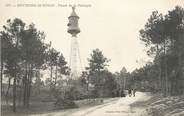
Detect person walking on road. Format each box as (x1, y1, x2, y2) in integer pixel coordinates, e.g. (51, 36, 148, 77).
(128, 89, 132, 97)
(133, 88, 136, 97)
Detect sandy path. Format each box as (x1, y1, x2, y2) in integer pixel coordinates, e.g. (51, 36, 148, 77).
(30, 92, 150, 116)
(70, 92, 150, 116)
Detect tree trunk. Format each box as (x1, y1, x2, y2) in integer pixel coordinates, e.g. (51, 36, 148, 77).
(50, 65, 53, 89)
(51, 65, 53, 79)
(23, 63, 28, 106)
(1, 56, 3, 96)
(5, 78, 11, 105)
(24, 63, 30, 108)
(26, 64, 32, 108)
(23, 76, 25, 106)
(159, 63, 162, 92)
(156, 45, 162, 92)
(176, 52, 182, 95)
(87, 81, 89, 91)
(13, 74, 17, 112)
(27, 65, 33, 107)
(54, 65, 58, 87)
(18, 81, 22, 106)
(0, 37, 3, 96)
(163, 39, 168, 96)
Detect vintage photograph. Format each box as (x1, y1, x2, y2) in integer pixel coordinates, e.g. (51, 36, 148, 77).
(0, 0, 184, 116)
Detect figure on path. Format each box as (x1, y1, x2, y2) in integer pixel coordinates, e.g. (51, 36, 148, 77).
(133, 88, 136, 97)
(128, 89, 132, 97)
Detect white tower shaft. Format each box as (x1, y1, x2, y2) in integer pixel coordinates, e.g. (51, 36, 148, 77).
(69, 36, 82, 79)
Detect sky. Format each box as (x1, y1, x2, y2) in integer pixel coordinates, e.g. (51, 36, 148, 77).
(0, 0, 183, 73)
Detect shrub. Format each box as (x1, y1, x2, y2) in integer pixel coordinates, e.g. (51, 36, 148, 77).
(54, 98, 78, 109)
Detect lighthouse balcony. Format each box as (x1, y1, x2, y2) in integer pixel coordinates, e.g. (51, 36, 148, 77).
(67, 27, 80, 34)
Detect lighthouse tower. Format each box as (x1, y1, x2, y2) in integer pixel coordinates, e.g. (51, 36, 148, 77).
(67, 6, 82, 79)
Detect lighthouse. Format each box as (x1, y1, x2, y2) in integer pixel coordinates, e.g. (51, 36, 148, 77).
(67, 6, 82, 79)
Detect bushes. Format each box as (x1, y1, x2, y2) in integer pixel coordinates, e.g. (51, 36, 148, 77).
(54, 98, 78, 109)
(65, 86, 88, 100)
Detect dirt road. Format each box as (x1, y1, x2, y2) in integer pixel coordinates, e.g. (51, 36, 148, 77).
(31, 92, 150, 116)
